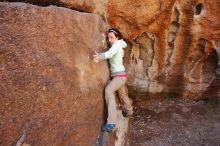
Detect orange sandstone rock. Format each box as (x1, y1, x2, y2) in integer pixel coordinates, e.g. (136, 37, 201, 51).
(107, 0, 220, 99)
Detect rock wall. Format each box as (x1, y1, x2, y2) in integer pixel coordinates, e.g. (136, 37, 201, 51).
(0, 2, 108, 145)
(0, 0, 107, 16)
(107, 0, 220, 99)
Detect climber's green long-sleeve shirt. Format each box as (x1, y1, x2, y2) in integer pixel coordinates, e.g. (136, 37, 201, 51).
(99, 39, 127, 76)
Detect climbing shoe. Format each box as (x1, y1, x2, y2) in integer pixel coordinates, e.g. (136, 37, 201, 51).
(122, 110, 129, 117)
(122, 110, 133, 117)
(101, 124, 116, 132)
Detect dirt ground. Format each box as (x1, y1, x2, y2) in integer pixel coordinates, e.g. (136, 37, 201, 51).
(126, 97, 220, 146)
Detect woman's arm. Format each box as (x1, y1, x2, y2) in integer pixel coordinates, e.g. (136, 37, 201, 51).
(99, 43, 119, 59)
(93, 43, 119, 62)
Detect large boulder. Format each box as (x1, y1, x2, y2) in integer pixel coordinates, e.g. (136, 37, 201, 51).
(0, 2, 108, 146)
(60, 0, 107, 15)
(0, 0, 107, 15)
(107, 0, 220, 99)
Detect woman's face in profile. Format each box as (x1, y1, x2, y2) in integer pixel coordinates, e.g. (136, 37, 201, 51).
(108, 32, 118, 45)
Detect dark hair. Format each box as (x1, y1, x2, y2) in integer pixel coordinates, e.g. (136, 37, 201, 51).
(108, 28, 123, 40)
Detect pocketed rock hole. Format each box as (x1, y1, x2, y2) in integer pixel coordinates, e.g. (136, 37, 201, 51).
(187, 38, 206, 74)
(215, 40, 220, 70)
(195, 3, 204, 15)
(165, 7, 180, 66)
(133, 33, 155, 68)
(201, 50, 219, 83)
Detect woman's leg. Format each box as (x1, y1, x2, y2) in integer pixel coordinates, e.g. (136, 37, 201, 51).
(105, 77, 125, 124)
(118, 78, 133, 114)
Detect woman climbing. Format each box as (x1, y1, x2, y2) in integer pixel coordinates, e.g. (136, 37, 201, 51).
(93, 28, 133, 132)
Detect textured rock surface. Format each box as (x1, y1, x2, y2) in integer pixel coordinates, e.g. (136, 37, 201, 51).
(107, 0, 220, 99)
(59, 0, 95, 12)
(58, 0, 107, 15)
(0, 0, 107, 15)
(0, 2, 108, 146)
